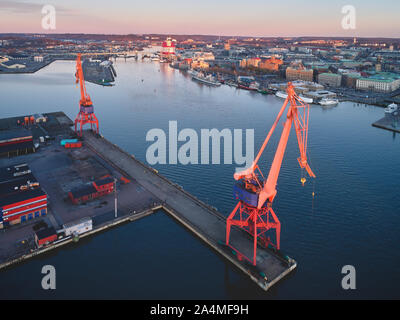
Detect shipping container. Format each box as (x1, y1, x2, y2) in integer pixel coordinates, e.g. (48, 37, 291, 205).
(60, 139, 78, 146)
(65, 142, 82, 148)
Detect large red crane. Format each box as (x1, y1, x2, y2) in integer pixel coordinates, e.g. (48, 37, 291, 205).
(74, 53, 99, 136)
(226, 82, 315, 266)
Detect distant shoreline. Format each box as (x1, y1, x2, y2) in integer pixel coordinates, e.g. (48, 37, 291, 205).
(0, 58, 74, 75)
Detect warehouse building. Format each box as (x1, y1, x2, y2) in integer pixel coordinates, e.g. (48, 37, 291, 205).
(0, 128, 35, 158)
(68, 176, 114, 204)
(0, 164, 47, 228)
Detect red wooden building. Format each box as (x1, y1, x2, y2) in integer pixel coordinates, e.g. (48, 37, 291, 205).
(69, 176, 114, 205)
(35, 227, 57, 247)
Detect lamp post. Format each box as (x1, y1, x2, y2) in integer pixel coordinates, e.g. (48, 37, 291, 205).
(114, 178, 117, 219)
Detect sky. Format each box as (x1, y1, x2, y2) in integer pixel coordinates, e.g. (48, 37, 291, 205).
(0, 0, 399, 37)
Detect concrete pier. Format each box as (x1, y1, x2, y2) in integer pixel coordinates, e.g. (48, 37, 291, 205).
(84, 131, 296, 291)
(0, 112, 296, 292)
(372, 114, 400, 133)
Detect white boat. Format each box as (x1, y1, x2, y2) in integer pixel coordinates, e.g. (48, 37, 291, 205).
(276, 91, 313, 103)
(192, 72, 221, 86)
(299, 95, 313, 104)
(384, 103, 398, 114)
(319, 98, 339, 106)
(275, 91, 288, 99)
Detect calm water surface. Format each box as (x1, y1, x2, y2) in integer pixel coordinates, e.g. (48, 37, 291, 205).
(0, 60, 399, 299)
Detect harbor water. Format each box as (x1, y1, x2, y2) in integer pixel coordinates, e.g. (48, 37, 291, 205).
(0, 59, 399, 299)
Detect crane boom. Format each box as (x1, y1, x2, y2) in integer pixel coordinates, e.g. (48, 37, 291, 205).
(226, 82, 315, 266)
(75, 53, 93, 107)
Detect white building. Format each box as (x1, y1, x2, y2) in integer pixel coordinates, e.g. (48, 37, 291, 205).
(62, 217, 93, 236)
(356, 78, 400, 93)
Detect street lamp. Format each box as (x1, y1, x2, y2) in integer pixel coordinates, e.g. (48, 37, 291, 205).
(114, 178, 117, 219)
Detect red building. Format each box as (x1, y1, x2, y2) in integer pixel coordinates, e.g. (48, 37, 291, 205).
(0, 164, 47, 228)
(35, 227, 57, 247)
(69, 176, 114, 205)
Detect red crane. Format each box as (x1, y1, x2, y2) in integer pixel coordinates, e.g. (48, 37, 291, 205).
(74, 53, 99, 136)
(226, 82, 316, 266)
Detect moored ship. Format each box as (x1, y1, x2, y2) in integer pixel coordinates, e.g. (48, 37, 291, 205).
(192, 71, 221, 86)
(237, 76, 259, 91)
(276, 91, 313, 103)
(319, 98, 339, 106)
(384, 103, 398, 114)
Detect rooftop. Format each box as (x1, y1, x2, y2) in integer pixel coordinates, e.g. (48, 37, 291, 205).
(0, 187, 46, 208)
(35, 227, 57, 240)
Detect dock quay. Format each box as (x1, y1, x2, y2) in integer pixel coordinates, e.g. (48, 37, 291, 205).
(372, 114, 400, 133)
(0, 112, 296, 292)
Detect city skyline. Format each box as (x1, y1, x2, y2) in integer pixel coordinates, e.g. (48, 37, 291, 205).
(0, 0, 400, 38)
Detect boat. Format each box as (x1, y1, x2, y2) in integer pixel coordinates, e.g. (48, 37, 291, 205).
(275, 91, 288, 99)
(384, 103, 398, 114)
(319, 98, 339, 106)
(192, 71, 221, 86)
(299, 95, 313, 104)
(226, 80, 238, 87)
(275, 91, 313, 103)
(258, 88, 275, 95)
(237, 76, 259, 91)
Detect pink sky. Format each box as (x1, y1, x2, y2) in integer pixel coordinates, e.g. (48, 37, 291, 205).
(0, 0, 399, 38)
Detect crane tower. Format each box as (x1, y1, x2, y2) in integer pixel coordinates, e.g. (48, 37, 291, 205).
(74, 53, 99, 137)
(226, 83, 316, 266)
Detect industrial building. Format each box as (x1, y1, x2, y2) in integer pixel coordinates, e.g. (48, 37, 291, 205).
(0, 164, 47, 228)
(0, 128, 35, 158)
(68, 176, 114, 204)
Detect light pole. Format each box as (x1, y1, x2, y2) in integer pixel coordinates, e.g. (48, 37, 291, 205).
(114, 178, 117, 219)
